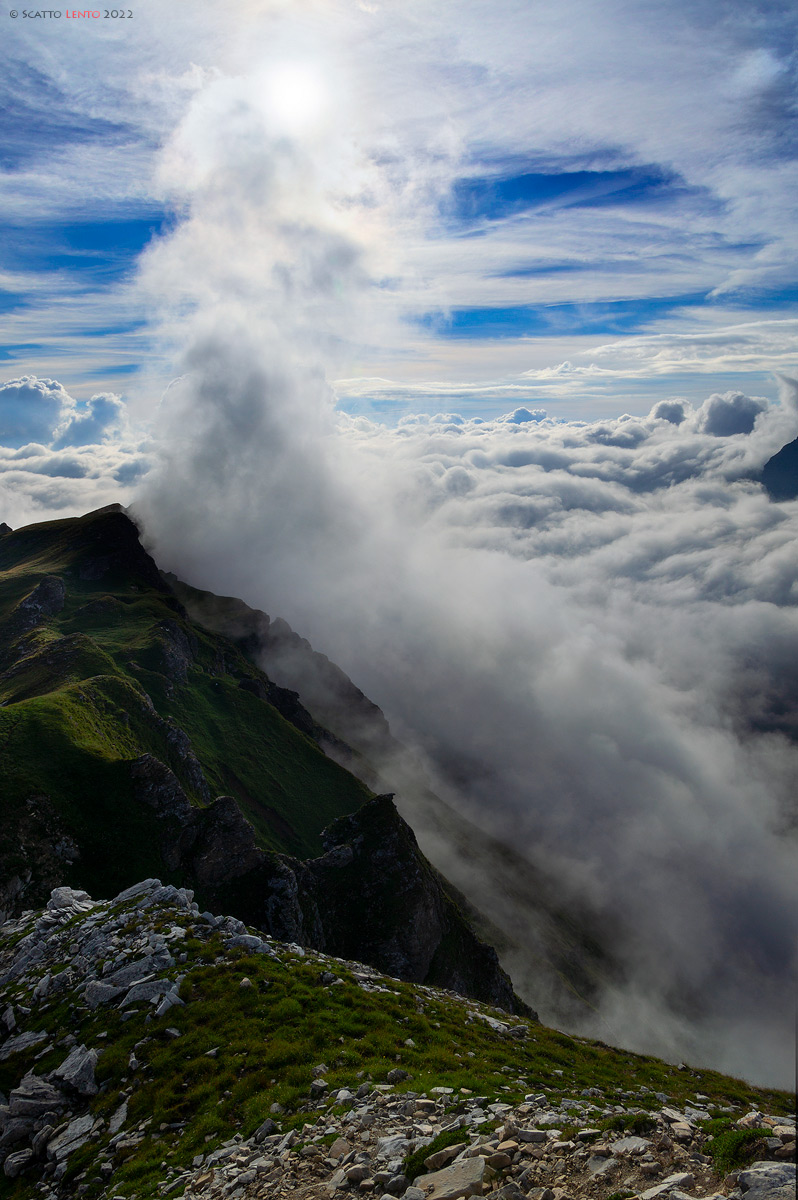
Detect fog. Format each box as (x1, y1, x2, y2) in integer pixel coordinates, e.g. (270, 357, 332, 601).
(134, 56, 798, 1089)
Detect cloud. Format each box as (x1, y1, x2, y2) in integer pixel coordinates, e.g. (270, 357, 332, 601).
(135, 80, 798, 1076)
(55, 391, 128, 447)
(696, 389, 767, 436)
(0, 376, 71, 448)
(0, 374, 147, 524)
(126, 18, 798, 1083)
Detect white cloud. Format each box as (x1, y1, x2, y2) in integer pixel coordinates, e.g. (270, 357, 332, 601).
(0, 375, 147, 524)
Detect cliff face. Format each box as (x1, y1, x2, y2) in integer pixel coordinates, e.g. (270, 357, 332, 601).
(0, 507, 529, 1015)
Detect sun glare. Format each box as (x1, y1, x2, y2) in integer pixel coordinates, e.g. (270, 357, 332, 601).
(263, 63, 327, 134)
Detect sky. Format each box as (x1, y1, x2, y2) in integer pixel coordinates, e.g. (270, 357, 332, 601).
(2, 0, 798, 1087)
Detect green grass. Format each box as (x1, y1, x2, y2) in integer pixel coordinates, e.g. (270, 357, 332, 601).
(0, 509, 371, 910)
(403, 1127, 471, 1182)
(698, 1118, 776, 1175)
(0, 883, 793, 1200)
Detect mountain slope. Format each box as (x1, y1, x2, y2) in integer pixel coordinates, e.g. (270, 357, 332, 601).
(168, 575, 621, 1026)
(0, 507, 524, 1011)
(0, 880, 792, 1200)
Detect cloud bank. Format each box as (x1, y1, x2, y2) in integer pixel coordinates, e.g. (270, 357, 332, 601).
(127, 54, 798, 1086)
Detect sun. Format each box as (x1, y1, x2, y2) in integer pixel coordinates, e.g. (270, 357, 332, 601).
(263, 63, 327, 134)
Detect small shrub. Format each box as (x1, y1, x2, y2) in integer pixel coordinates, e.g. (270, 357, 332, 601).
(403, 1127, 470, 1182)
(706, 1128, 771, 1175)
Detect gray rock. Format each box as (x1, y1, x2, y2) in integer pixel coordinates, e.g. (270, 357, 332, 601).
(53, 1045, 99, 1096)
(638, 1172, 696, 1199)
(0, 1118, 35, 1151)
(47, 886, 92, 912)
(493, 1184, 527, 1200)
(120, 979, 172, 1007)
(3, 1147, 34, 1178)
(376, 1134, 411, 1162)
(8, 1075, 67, 1117)
(31, 1124, 54, 1156)
(113, 879, 162, 903)
(46, 1114, 95, 1163)
(737, 1162, 796, 1200)
(0, 1031, 47, 1061)
(424, 1145, 462, 1171)
(414, 1155, 489, 1198)
(612, 1135, 651, 1155)
(84, 981, 125, 1009)
(588, 1155, 616, 1176)
(108, 1100, 128, 1135)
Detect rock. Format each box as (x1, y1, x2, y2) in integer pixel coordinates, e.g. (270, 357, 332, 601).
(0, 1117, 35, 1152)
(3, 1147, 34, 1178)
(53, 1044, 99, 1096)
(588, 1156, 615, 1176)
(376, 1135, 411, 1162)
(46, 1114, 95, 1162)
(329, 1137, 351, 1160)
(8, 1075, 67, 1117)
(737, 1162, 796, 1200)
(414, 1155, 489, 1198)
(0, 1031, 47, 1061)
(519, 1130, 548, 1143)
(670, 1123, 693, 1142)
(425, 1145, 463, 1171)
(493, 1184, 527, 1200)
(31, 1124, 54, 1156)
(84, 981, 125, 1008)
(121, 979, 172, 1007)
(108, 1100, 128, 1135)
(47, 886, 92, 911)
(253, 1118, 279, 1140)
(611, 1136, 651, 1155)
(638, 1172, 696, 1199)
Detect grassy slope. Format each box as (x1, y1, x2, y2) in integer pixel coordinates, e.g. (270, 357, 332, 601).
(0, 893, 792, 1200)
(0, 510, 370, 899)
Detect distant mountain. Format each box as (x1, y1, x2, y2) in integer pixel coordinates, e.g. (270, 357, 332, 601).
(0, 507, 527, 1014)
(761, 436, 798, 501)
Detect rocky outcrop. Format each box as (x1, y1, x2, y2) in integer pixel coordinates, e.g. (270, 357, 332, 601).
(760, 437, 798, 501)
(0, 881, 792, 1200)
(126, 763, 528, 1013)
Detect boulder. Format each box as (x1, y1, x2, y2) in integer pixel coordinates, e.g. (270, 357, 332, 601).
(414, 1155, 490, 1198)
(0, 1031, 47, 1061)
(53, 1045, 99, 1097)
(638, 1172, 695, 1199)
(3, 1147, 34, 1178)
(737, 1162, 796, 1200)
(46, 1114, 95, 1163)
(8, 1075, 67, 1117)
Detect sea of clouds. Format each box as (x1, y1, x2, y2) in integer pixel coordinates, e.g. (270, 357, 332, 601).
(138, 356, 798, 1089)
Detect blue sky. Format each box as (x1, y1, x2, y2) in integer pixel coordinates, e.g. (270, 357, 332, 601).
(1, 0, 797, 433)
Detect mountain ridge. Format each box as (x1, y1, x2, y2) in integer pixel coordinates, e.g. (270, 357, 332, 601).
(0, 507, 525, 1012)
